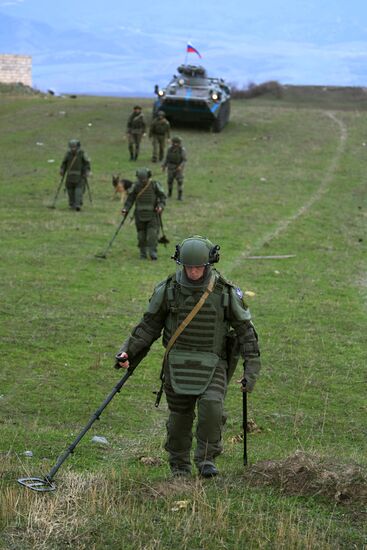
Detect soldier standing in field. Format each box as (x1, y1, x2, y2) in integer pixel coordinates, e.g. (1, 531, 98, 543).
(60, 139, 91, 211)
(121, 168, 166, 260)
(149, 110, 171, 163)
(162, 136, 187, 200)
(116, 235, 261, 478)
(126, 105, 146, 161)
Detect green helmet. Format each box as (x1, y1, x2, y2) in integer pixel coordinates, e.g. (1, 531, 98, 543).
(172, 136, 182, 144)
(136, 168, 151, 181)
(173, 235, 220, 266)
(157, 110, 165, 116)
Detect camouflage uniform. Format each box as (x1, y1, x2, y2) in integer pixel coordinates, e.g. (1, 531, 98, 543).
(60, 139, 91, 211)
(117, 236, 261, 477)
(149, 111, 171, 162)
(127, 106, 146, 161)
(162, 137, 187, 200)
(123, 168, 166, 260)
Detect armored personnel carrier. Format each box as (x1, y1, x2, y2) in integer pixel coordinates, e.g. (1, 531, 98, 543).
(153, 64, 231, 132)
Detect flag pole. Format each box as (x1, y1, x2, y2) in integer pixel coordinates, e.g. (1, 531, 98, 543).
(184, 42, 188, 65)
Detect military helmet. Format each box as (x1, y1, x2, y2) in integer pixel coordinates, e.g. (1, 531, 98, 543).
(134, 105, 142, 110)
(157, 110, 165, 116)
(172, 235, 220, 266)
(136, 168, 152, 181)
(69, 139, 80, 148)
(172, 136, 182, 144)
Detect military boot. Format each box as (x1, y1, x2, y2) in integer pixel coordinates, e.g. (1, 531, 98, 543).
(168, 185, 172, 198)
(177, 190, 183, 201)
(129, 145, 134, 161)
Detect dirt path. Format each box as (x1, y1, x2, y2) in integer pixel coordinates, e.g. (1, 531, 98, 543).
(231, 111, 347, 270)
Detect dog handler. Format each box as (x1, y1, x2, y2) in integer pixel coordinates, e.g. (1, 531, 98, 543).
(116, 235, 261, 478)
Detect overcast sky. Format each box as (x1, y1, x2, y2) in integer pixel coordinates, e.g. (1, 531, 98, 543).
(1, 0, 366, 94)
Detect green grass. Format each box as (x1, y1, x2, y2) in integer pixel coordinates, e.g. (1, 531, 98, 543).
(0, 91, 366, 549)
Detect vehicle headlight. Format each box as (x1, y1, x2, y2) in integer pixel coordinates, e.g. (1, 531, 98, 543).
(158, 89, 165, 97)
(211, 92, 219, 101)
(178, 79, 185, 86)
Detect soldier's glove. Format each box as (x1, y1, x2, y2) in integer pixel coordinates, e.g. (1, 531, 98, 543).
(114, 352, 129, 369)
(121, 209, 128, 215)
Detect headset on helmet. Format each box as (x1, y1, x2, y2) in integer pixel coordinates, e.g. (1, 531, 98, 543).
(171, 235, 220, 266)
(136, 168, 152, 180)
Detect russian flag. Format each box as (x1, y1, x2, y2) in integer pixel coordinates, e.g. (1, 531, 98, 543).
(187, 42, 202, 58)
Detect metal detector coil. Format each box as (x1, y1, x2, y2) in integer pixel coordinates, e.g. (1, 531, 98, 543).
(17, 365, 137, 492)
(17, 476, 56, 492)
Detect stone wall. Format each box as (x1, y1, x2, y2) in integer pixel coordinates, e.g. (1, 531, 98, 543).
(0, 54, 32, 86)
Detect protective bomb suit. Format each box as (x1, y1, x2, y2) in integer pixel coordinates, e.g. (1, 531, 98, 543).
(116, 236, 261, 477)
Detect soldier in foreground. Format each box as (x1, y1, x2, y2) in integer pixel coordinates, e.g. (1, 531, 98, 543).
(121, 168, 166, 260)
(149, 110, 171, 163)
(60, 139, 91, 211)
(162, 136, 187, 200)
(116, 235, 261, 478)
(126, 105, 146, 161)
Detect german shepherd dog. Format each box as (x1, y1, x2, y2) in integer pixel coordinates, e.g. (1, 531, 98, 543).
(112, 175, 133, 201)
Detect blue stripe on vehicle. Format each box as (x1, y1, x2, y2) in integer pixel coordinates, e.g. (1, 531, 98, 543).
(211, 103, 219, 113)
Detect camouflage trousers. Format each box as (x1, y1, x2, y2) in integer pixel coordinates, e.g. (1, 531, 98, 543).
(135, 215, 159, 257)
(66, 179, 84, 209)
(151, 135, 166, 162)
(164, 359, 228, 473)
(166, 165, 184, 199)
(128, 132, 143, 160)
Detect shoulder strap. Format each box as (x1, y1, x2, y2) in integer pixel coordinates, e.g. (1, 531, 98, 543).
(136, 180, 151, 200)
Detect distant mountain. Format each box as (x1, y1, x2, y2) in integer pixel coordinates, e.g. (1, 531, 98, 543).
(1, 9, 366, 95)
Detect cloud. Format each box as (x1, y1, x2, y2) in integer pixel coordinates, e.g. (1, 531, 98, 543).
(0, 0, 24, 5)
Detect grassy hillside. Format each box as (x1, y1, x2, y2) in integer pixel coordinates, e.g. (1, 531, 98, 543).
(0, 90, 366, 549)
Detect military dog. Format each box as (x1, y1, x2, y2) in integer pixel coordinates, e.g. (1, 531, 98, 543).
(112, 175, 133, 201)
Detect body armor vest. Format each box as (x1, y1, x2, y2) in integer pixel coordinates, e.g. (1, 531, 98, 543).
(166, 146, 184, 165)
(135, 181, 157, 221)
(129, 113, 145, 132)
(163, 274, 230, 395)
(65, 151, 85, 183)
(151, 119, 169, 135)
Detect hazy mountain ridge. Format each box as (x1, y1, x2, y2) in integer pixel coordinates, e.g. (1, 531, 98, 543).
(1, 10, 367, 95)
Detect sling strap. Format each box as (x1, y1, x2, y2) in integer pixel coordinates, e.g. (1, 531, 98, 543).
(136, 180, 151, 200)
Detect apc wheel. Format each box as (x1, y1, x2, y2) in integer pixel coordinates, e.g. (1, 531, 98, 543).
(212, 101, 230, 133)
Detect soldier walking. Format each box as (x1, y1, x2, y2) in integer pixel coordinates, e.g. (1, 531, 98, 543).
(121, 168, 166, 260)
(126, 105, 146, 161)
(149, 110, 171, 163)
(162, 136, 187, 200)
(60, 139, 91, 211)
(116, 235, 261, 478)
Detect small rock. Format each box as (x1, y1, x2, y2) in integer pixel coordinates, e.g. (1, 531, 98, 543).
(91, 435, 109, 445)
(47, 159, 55, 163)
(24, 450, 33, 457)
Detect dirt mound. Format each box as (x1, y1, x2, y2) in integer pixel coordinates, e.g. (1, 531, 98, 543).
(247, 450, 367, 505)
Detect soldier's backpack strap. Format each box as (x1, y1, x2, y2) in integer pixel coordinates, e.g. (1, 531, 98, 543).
(154, 272, 216, 407)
